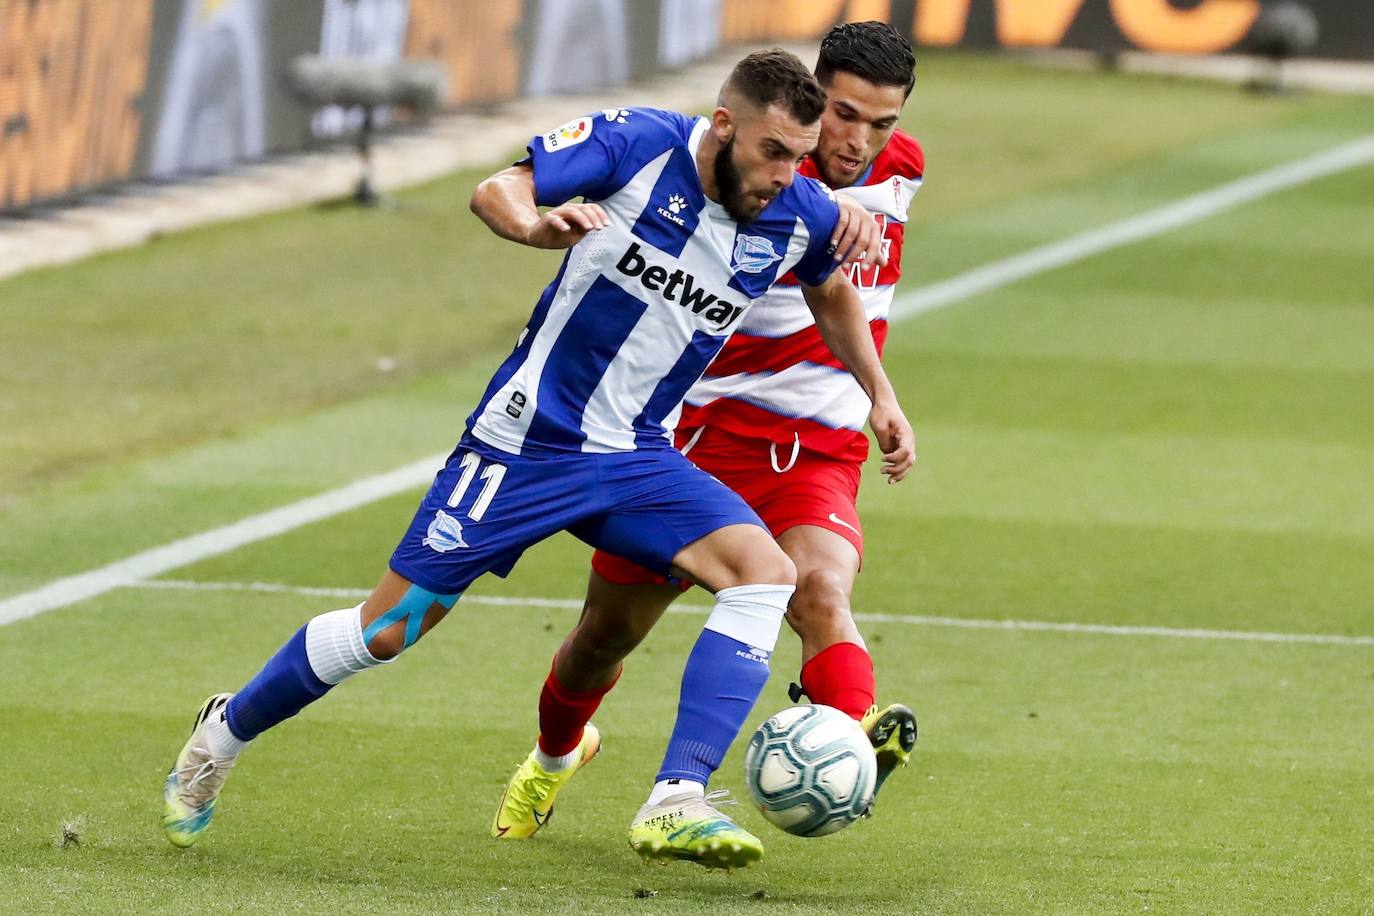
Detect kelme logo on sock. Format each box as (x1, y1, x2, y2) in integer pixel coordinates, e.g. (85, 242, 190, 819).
(734, 645, 771, 664)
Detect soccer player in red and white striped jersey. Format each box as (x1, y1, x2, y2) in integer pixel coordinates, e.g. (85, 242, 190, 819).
(519, 23, 924, 863)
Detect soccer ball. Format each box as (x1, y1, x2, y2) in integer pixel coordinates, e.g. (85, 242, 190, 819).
(744, 704, 876, 837)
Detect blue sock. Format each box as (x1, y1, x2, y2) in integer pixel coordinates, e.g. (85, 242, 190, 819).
(654, 584, 792, 784)
(225, 625, 330, 741)
(656, 629, 772, 783)
(223, 600, 406, 741)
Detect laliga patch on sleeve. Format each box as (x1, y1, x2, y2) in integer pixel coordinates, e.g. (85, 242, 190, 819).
(542, 116, 593, 153)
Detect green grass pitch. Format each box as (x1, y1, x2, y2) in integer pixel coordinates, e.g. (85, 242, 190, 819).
(1, 53, 1372, 913)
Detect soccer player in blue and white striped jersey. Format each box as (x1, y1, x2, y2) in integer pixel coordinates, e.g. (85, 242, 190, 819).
(160, 49, 913, 855)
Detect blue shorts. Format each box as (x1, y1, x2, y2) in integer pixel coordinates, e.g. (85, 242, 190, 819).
(388, 433, 765, 595)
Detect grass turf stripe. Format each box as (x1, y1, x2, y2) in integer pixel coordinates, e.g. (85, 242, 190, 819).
(890, 134, 1374, 320)
(5, 134, 1373, 630)
(132, 579, 1374, 647)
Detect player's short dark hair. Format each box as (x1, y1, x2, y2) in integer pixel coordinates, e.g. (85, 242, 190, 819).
(725, 48, 827, 124)
(816, 20, 917, 98)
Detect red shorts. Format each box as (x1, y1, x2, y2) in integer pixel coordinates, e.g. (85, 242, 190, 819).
(591, 425, 864, 590)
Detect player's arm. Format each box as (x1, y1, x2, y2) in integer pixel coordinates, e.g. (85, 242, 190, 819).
(470, 164, 609, 250)
(800, 271, 915, 483)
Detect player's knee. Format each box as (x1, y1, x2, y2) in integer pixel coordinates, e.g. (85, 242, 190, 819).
(776, 553, 799, 587)
(364, 626, 408, 661)
(786, 568, 851, 635)
(730, 554, 796, 590)
(359, 586, 458, 661)
(740, 549, 796, 589)
(680, 527, 797, 590)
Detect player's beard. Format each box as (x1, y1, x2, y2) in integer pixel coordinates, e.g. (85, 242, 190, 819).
(713, 135, 760, 224)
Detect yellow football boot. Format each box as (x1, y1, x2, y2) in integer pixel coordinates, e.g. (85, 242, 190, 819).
(861, 702, 918, 806)
(162, 693, 237, 848)
(628, 789, 763, 870)
(491, 724, 601, 838)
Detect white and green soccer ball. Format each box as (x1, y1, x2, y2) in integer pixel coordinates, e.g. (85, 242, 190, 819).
(744, 704, 876, 837)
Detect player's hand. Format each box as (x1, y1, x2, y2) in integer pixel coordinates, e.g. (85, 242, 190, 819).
(869, 398, 915, 484)
(831, 197, 886, 267)
(525, 202, 609, 249)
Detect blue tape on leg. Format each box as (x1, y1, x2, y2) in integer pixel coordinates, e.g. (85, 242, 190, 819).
(362, 585, 460, 650)
(361, 603, 409, 645)
(404, 599, 427, 648)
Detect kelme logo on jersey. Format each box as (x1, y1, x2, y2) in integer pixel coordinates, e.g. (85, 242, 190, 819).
(732, 235, 783, 274)
(656, 193, 687, 228)
(616, 243, 745, 332)
(423, 510, 468, 553)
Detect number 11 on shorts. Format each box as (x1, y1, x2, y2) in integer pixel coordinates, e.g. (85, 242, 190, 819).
(446, 451, 507, 521)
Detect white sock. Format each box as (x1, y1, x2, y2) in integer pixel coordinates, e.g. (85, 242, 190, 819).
(703, 583, 793, 655)
(647, 777, 705, 806)
(204, 705, 248, 758)
(305, 604, 388, 685)
(533, 743, 581, 773)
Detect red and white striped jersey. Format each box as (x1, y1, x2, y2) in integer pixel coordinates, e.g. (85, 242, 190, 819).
(678, 129, 924, 463)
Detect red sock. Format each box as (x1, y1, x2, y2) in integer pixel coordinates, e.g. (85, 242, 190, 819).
(799, 642, 875, 721)
(537, 663, 620, 756)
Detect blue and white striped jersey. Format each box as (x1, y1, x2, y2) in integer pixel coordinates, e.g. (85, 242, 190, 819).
(467, 107, 842, 456)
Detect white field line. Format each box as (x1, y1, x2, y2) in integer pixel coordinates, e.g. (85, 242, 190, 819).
(0, 456, 447, 627)
(4, 136, 1374, 629)
(134, 579, 1374, 647)
(890, 134, 1374, 320)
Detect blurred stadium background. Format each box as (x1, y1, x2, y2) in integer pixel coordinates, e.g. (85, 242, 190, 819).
(2, 1, 1372, 912)
(4, 0, 1373, 217)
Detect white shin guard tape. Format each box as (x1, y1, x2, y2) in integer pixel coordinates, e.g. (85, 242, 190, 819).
(704, 584, 794, 654)
(305, 604, 389, 686)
